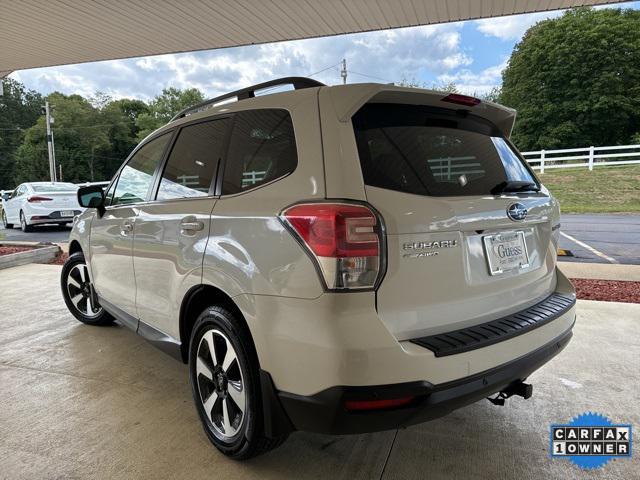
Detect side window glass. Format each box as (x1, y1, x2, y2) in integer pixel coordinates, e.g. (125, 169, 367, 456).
(157, 118, 230, 200)
(222, 110, 297, 195)
(104, 179, 117, 206)
(112, 133, 171, 206)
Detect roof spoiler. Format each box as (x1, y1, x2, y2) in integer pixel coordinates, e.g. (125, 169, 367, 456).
(326, 84, 517, 138)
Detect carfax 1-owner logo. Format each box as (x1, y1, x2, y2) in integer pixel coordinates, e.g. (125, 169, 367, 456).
(551, 412, 633, 469)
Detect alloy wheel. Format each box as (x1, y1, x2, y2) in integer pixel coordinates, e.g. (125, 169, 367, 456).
(196, 328, 246, 440)
(66, 263, 102, 318)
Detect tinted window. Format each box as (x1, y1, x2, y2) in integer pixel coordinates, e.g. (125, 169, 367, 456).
(32, 183, 77, 192)
(353, 104, 537, 197)
(157, 119, 230, 200)
(112, 133, 171, 206)
(222, 110, 297, 195)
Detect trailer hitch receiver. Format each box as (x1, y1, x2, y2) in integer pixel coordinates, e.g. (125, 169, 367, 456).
(487, 381, 533, 406)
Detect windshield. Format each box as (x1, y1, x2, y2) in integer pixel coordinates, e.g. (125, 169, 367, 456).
(353, 103, 538, 197)
(32, 183, 78, 193)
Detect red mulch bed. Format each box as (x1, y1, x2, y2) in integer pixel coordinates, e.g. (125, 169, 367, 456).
(572, 278, 640, 304)
(45, 252, 69, 265)
(0, 246, 33, 256)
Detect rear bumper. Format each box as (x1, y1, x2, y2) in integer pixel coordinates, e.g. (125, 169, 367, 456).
(274, 324, 573, 435)
(27, 210, 81, 224)
(244, 267, 576, 399)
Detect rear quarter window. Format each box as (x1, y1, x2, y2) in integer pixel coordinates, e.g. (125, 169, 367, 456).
(353, 103, 537, 197)
(222, 109, 297, 195)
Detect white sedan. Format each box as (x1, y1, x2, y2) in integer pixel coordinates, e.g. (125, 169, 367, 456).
(1, 182, 84, 232)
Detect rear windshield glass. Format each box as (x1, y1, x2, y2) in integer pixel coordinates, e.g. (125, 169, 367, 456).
(352, 104, 537, 197)
(32, 183, 78, 192)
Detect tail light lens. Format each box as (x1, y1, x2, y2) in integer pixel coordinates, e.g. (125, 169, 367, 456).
(281, 202, 384, 291)
(27, 196, 53, 203)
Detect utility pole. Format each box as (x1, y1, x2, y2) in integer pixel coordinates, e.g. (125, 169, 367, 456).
(340, 58, 347, 84)
(42, 101, 57, 182)
(90, 146, 95, 182)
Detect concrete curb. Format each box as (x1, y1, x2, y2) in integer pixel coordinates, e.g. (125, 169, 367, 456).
(0, 244, 61, 270)
(0, 241, 56, 247)
(558, 261, 640, 282)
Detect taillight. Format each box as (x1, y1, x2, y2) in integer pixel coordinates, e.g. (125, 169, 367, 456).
(27, 196, 53, 203)
(281, 202, 384, 290)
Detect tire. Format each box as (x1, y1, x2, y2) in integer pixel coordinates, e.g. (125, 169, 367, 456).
(189, 306, 288, 459)
(2, 210, 13, 229)
(20, 211, 33, 232)
(60, 252, 114, 326)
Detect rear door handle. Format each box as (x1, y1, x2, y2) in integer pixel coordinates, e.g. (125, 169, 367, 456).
(180, 217, 204, 233)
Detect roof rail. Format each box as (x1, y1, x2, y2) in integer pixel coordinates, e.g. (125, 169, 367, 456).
(170, 76, 325, 122)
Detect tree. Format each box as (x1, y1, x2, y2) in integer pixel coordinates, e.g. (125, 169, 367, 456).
(13, 92, 110, 184)
(500, 7, 640, 150)
(99, 98, 149, 178)
(135, 87, 204, 140)
(398, 77, 459, 93)
(0, 79, 42, 188)
(481, 86, 502, 104)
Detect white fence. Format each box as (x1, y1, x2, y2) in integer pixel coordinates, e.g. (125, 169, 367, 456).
(521, 144, 640, 173)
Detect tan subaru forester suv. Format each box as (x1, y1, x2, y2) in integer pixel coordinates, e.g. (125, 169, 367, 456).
(61, 77, 576, 459)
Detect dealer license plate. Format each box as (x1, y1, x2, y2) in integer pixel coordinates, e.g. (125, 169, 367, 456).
(483, 231, 530, 275)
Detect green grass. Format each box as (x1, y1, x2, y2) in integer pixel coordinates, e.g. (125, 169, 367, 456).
(540, 164, 640, 214)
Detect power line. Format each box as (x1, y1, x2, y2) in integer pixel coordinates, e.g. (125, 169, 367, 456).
(306, 62, 341, 79)
(254, 62, 342, 97)
(0, 121, 135, 131)
(348, 70, 393, 83)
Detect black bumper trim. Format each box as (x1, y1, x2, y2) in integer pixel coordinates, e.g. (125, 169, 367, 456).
(47, 210, 82, 220)
(410, 292, 576, 357)
(276, 323, 574, 435)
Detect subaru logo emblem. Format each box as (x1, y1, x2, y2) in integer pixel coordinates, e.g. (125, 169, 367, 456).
(507, 203, 527, 221)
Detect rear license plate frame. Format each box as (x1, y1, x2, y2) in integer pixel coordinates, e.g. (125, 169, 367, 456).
(483, 230, 530, 276)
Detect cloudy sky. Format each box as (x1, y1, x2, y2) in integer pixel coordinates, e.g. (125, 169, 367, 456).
(10, 2, 639, 101)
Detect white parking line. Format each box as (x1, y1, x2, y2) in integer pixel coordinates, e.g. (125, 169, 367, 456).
(560, 232, 619, 264)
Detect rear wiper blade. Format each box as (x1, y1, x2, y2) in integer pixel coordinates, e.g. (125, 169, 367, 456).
(491, 180, 540, 195)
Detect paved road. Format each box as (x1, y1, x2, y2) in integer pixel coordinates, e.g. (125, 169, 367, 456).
(2, 214, 638, 264)
(1, 224, 72, 243)
(559, 214, 640, 265)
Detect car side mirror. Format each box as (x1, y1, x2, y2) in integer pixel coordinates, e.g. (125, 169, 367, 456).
(77, 185, 105, 216)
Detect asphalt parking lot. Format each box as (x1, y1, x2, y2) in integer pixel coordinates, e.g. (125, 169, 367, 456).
(0, 223, 72, 244)
(1, 263, 638, 479)
(559, 214, 640, 265)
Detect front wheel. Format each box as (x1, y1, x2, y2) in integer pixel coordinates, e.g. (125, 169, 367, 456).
(60, 252, 114, 326)
(189, 306, 288, 459)
(2, 210, 13, 229)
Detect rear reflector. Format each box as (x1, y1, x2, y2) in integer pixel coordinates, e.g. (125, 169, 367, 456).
(27, 196, 53, 203)
(345, 396, 415, 412)
(281, 202, 383, 290)
(441, 93, 481, 107)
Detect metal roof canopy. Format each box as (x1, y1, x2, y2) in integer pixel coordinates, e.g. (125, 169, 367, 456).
(0, 0, 624, 78)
